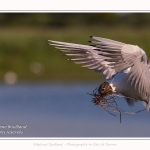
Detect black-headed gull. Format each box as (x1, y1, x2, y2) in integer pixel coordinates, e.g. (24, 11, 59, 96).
(48, 36, 150, 111)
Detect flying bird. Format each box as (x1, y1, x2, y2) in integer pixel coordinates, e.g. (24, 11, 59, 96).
(48, 36, 150, 111)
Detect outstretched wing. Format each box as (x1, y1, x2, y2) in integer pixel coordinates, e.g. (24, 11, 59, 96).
(48, 37, 125, 79)
(48, 36, 150, 102)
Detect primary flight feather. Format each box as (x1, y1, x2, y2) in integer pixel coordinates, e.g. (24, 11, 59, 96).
(48, 36, 150, 111)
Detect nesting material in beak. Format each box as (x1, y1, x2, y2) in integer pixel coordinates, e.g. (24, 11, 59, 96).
(88, 82, 145, 123)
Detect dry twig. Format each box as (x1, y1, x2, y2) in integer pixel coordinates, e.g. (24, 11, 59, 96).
(88, 82, 146, 123)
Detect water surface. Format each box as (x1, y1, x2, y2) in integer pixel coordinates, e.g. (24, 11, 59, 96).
(0, 82, 149, 137)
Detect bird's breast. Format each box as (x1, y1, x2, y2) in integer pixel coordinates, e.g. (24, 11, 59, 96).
(107, 73, 147, 101)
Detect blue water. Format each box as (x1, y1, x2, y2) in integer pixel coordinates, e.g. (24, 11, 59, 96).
(0, 82, 150, 137)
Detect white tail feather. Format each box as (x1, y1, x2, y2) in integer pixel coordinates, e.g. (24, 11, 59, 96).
(142, 101, 150, 111)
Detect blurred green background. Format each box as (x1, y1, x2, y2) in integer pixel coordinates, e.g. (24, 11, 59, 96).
(0, 13, 150, 83)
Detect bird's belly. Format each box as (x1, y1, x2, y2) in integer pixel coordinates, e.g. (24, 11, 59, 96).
(107, 73, 147, 101)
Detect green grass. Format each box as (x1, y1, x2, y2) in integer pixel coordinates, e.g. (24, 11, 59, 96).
(0, 25, 150, 82)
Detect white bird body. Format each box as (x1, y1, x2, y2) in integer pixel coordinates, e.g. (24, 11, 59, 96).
(108, 72, 147, 101)
(48, 36, 150, 111)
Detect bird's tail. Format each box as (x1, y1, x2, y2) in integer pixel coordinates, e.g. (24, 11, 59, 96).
(142, 101, 150, 112)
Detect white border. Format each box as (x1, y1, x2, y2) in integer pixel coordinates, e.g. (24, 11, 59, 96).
(0, 0, 150, 148)
(0, 138, 150, 149)
(0, 0, 150, 11)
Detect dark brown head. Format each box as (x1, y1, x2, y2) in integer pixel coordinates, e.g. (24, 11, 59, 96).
(98, 82, 112, 96)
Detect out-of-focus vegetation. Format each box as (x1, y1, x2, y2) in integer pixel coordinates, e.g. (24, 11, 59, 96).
(1, 13, 150, 82)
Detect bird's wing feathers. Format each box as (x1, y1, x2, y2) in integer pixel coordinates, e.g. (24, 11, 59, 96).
(48, 39, 117, 79)
(48, 36, 150, 101)
(91, 37, 150, 100)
